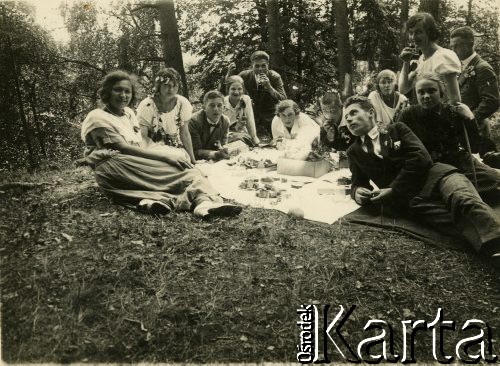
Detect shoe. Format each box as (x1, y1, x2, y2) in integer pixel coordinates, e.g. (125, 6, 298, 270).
(193, 201, 242, 218)
(138, 199, 171, 216)
(481, 237, 500, 272)
(483, 152, 500, 169)
(491, 253, 500, 272)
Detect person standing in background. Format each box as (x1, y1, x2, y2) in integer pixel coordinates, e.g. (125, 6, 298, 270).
(227, 51, 287, 135)
(450, 26, 500, 167)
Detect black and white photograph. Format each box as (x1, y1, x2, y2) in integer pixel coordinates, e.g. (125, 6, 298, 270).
(1, 0, 499, 363)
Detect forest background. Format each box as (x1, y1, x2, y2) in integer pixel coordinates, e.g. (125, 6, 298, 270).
(0, 0, 498, 171)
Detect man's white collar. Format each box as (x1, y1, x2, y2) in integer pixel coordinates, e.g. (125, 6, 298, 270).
(461, 52, 477, 69)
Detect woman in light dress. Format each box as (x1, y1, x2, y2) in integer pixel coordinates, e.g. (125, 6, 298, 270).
(223, 75, 260, 146)
(136, 67, 197, 164)
(398, 12, 461, 104)
(81, 70, 242, 218)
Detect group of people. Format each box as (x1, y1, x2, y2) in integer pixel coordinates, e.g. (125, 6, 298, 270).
(80, 12, 499, 269)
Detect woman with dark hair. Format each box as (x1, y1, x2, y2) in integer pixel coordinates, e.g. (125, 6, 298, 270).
(136, 67, 196, 164)
(80, 70, 242, 217)
(368, 69, 408, 128)
(398, 12, 461, 104)
(223, 75, 260, 146)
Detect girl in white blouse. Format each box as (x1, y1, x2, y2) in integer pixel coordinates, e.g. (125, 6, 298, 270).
(398, 12, 461, 104)
(223, 75, 260, 146)
(136, 68, 196, 164)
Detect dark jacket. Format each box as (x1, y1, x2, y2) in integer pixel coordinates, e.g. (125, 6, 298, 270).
(238, 69, 287, 125)
(397, 103, 480, 168)
(347, 122, 456, 204)
(459, 54, 500, 123)
(188, 110, 229, 160)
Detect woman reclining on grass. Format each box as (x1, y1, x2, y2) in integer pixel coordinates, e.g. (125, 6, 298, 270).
(80, 70, 242, 218)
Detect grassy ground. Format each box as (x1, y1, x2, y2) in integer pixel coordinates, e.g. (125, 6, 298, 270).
(1, 164, 499, 363)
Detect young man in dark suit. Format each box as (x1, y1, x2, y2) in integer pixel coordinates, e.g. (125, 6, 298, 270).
(344, 95, 500, 270)
(189, 90, 230, 161)
(227, 51, 287, 135)
(450, 26, 500, 167)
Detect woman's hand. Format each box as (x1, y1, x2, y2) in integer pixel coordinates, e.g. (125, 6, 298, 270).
(164, 154, 194, 170)
(324, 124, 336, 142)
(399, 47, 416, 63)
(451, 102, 474, 120)
(252, 136, 260, 145)
(228, 62, 237, 74)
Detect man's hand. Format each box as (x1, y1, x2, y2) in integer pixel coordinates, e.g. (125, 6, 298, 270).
(354, 187, 373, 205)
(165, 155, 194, 170)
(210, 149, 230, 161)
(258, 74, 272, 89)
(452, 102, 475, 120)
(370, 188, 393, 203)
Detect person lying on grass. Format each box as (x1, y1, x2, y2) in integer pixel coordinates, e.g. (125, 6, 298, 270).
(223, 75, 260, 146)
(344, 95, 500, 271)
(80, 70, 242, 218)
(397, 72, 500, 203)
(189, 90, 231, 161)
(367, 69, 408, 129)
(271, 99, 320, 160)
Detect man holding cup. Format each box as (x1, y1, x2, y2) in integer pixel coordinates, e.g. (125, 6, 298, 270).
(228, 51, 287, 135)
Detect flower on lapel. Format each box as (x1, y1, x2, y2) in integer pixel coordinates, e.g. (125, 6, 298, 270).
(393, 141, 402, 150)
(462, 66, 476, 79)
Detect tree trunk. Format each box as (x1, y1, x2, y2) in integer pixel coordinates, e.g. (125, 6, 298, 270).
(266, 0, 288, 95)
(118, 30, 134, 73)
(418, 0, 439, 21)
(398, 0, 410, 68)
(296, 0, 305, 76)
(333, 0, 352, 90)
(29, 82, 47, 158)
(254, 0, 268, 45)
(157, 0, 188, 98)
(2, 11, 37, 169)
(466, 0, 473, 25)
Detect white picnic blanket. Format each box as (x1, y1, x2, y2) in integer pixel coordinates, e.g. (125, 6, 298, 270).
(196, 149, 359, 224)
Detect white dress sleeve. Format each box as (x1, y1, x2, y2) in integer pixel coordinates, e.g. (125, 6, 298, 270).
(271, 116, 282, 140)
(434, 48, 461, 75)
(135, 97, 155, 128)
(178, 96, 193, 125)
